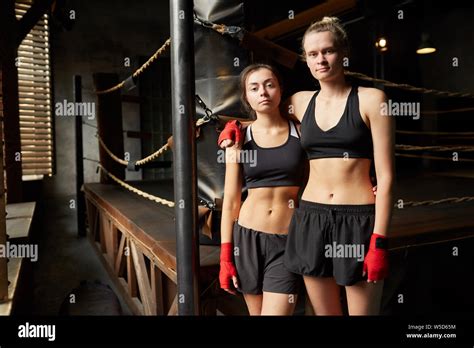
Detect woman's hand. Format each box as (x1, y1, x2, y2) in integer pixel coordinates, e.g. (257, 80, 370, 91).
(218, 120, 242, 149)
(363, 233, 389, 282)
(220, 139, 235, 148)
(219, 262, 239, 295)
(219, 242, 239, 295)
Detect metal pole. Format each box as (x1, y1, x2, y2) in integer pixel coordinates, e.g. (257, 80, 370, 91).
(74, 75, 86, 237)
(170, 0, 200, 315)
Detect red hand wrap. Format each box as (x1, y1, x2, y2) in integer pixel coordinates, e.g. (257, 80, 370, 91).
(218, 120, 242, 147)
(219, 242, 237, 289)
(363, 233, 389, 281)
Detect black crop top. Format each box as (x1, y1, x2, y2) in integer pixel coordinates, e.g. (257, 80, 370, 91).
(241, 120, 307, 189)
(300, 85, 373, 160)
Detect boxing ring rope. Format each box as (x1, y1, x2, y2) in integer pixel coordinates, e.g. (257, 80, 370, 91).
(97, 164, 175, 207)
(395, 153, 474, 162)
(400, 196, 474, 207)
(94, 16, 241, 96)
(396, 130, 474, 136)
(97, 134, 170, 167)
(96, 113, 213, 168)
(345, 71, 474, 99)
(396, 145, 474, 152)
(395, 131, 474, 159)
(388, 235, 474, 252)
(95, 38, 171, 95)
(420, 107, 474, 115)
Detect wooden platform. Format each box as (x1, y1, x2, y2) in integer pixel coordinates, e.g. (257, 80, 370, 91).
(83, 181, 222, 315)
(83, 172, 474, 315)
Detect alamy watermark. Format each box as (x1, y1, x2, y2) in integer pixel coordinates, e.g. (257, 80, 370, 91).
(325, 242, 365, 262)
(380, 99, 420, 120)
(18, 322, 55, 341)
(55, 100, 95, 120)
(0, 242, 38, 262)
(217, 149, 257, 167)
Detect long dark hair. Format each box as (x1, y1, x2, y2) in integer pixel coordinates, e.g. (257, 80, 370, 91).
(239, 63, 283, 120)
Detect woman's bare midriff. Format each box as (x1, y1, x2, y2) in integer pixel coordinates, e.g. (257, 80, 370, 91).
(302, 158, 375, 204)
(238, 186, 300, 234)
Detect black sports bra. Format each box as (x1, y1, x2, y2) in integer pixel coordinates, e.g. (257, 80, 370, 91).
(300, 85, 373, 160)
(241, 120, 307, 189)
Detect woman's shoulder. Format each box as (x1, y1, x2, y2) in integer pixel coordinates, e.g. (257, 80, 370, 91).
(357, 86, 387, 102)
(286, 91, 318, 121)
(357, 86, 389, 119)
(291, 90, 316, 103)
(240, 120, 254, 130)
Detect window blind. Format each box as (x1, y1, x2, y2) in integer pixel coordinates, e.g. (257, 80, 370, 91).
(15, 0, 53, 179)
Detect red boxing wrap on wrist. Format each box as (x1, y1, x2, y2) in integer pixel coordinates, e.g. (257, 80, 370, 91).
(363, 233, 389, 281)
(219, 243, 237, 289)
(220, 242, 234, 262)
(218, 120, 242, 147)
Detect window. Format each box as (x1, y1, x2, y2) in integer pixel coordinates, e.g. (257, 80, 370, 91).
(15, 0, 53, 179)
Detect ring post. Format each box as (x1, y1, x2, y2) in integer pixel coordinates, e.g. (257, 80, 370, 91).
(170, 0, 200, 315)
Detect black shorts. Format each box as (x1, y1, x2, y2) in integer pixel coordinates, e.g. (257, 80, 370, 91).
(233, 222, 301, 295)
(284, 200, 375, 286)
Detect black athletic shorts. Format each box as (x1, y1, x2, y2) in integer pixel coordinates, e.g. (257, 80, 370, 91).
(284, 200, 375, 286)
(233, 222, 301, 295)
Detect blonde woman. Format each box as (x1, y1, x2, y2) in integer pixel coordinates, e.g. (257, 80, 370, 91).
(220, 17, 394, 315)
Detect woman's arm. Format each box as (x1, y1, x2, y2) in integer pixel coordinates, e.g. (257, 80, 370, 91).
(363, 88, 395, 237)
(219, 144, 244, 293)
(281, 91, 314, 123)
(221, 145, 243, 242)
